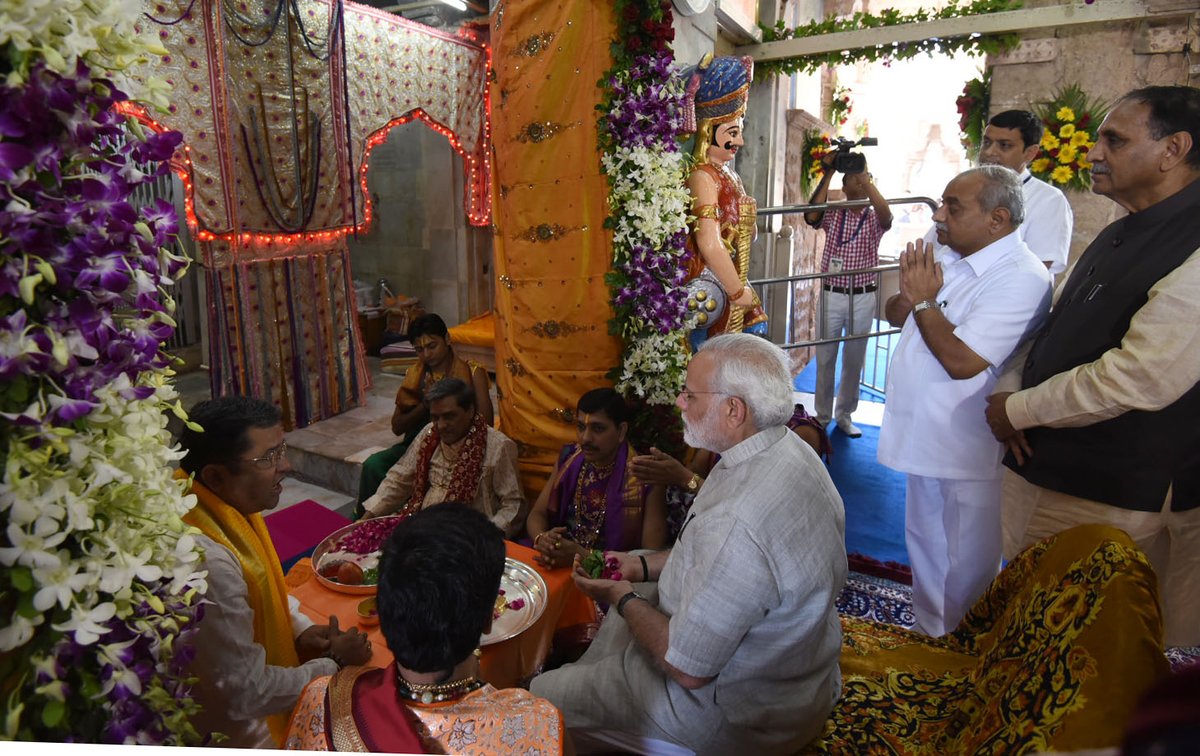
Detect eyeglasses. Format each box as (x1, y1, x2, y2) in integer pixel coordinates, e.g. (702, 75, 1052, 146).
(244, 441, 288, 469)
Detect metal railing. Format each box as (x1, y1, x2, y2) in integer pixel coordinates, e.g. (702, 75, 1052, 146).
(748, 195, 940, 395)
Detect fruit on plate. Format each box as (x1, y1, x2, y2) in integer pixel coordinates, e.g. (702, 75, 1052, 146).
(337, 562, 365, 585)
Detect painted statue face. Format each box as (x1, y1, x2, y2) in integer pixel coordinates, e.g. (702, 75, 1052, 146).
(979, 124, 1039, 173)
(708, 117, 745, 166)
(576, 410, 626, 465)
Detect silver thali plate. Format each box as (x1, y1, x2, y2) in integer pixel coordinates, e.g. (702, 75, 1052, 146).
(310, 516, 405, 596)
(481, 558, 548, 646)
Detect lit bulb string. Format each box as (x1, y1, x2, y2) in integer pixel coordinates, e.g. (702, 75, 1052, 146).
(114, 99, 491, 247)
(358, 106, 491, 228)
(112, 99, 247, 392)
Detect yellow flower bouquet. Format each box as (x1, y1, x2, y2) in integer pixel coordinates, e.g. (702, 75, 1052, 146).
(801, 129, 833, 197)
(1030, 84, 1108, 192)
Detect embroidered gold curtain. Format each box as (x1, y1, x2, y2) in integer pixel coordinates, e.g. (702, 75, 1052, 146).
(490, 0, 622, 494)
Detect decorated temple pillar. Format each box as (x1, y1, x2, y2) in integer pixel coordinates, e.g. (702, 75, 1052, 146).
(489, 0, 622, 493)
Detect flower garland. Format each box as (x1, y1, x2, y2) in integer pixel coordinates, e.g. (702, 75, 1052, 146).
(1030, 84, 1107, 192)
(801, 129, 833, 198)
(0, 4, 207, 745)
(829, 85, 852, 130)
(599, 0, 691, 451)
(756, 0, 1022, 79)
(957, 70, 991, 158)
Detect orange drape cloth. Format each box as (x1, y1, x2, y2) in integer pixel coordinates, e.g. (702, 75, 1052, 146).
(490, 0, 621, 496)
(286, 540, 597, 689)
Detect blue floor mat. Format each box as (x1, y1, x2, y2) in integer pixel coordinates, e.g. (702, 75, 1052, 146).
(826, 422, 909, 565)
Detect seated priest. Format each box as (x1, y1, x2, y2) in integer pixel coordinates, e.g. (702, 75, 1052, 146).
(361, 377, 524, 536)
(526, 387, 668, 569)
(178, 397, 372, 748)
(285, 504, 568, 753)
(357, 313, 493, 504)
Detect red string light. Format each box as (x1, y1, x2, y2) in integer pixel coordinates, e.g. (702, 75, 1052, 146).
(115, 79, 493, 247)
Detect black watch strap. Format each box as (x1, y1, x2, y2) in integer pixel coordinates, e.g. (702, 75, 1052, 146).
(616, 591, 646, 618)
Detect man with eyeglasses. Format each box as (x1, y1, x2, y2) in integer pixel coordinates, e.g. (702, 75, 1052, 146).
(178, 397, 372, 748)
(532, 334, 846, 754)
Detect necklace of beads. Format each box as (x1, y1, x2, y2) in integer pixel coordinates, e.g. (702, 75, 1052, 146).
(395, 672, 485, 705)
(571, 459, 614, 550)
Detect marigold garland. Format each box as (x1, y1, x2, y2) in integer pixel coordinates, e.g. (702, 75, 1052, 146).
(801, 129, 833, 198)
(1030, 84, 1108, 192)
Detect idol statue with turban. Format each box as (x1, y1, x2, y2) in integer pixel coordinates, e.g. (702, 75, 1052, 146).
(682, 54, 768, 351)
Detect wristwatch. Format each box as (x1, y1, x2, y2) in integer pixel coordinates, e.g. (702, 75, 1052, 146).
(616, 591, 647, 617)
(913, 299, 940, 315)
(685, 473, 701, 494)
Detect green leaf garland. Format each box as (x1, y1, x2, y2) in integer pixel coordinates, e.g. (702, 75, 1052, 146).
(756, 0, 1022, 79)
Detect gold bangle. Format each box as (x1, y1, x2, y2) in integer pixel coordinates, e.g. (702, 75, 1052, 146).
(731, 285, 746, 301)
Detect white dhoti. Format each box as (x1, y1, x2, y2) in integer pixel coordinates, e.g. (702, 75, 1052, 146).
(904, 474, 1002, 637)
(530, 585, 737, 755)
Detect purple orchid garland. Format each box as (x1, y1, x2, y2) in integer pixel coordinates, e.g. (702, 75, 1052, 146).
(1, 58, 206, 744)
(600, 2, 692, 457)
(0, 60, 185, 429)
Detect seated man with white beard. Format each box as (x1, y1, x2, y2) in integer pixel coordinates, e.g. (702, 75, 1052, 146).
(531, 334, 847, 755)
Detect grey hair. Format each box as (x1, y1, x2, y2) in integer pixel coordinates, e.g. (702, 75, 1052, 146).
(697, 333, 794, 430)
(425, 377, 475, 410)
(964, 165, 1025, 226)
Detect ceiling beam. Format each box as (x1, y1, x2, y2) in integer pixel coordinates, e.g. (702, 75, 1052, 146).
(736, 0, 1160, 63)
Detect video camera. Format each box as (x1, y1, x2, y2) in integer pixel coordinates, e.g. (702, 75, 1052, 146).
(830, 136, 878, 174)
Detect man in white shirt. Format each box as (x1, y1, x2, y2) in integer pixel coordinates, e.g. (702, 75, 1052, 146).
(180, 397, 372, 747)
(879, 166, 1052, 636)
(922, 110, 1074, 274)
(532, 334, 846, 754)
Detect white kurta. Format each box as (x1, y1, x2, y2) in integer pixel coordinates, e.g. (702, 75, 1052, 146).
(532, 426, 846, 755)
(879, 231, 1051, 636)
(189, 537, 337, 747)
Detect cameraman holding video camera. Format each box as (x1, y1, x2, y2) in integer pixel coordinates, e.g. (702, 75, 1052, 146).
(804, 141, 892, 438)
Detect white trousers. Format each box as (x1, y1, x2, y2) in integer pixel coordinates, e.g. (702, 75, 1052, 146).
(815, 289, 876, 425)
(904, 474, 1002, 637)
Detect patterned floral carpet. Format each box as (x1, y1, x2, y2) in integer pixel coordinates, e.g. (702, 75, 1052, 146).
(837, 570, 1200, 672)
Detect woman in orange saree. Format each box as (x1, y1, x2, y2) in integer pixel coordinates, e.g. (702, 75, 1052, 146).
(284, 505, 566, 753)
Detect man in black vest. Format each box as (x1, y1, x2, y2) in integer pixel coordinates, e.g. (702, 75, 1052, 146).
(984, 86, 1200, 647)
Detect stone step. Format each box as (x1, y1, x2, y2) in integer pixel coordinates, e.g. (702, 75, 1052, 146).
(284, 368, 404, 499)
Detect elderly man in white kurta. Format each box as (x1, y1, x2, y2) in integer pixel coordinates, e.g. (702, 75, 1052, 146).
(879, 166, 1051, 637)
(531, 334, 847, 755)
(922, 110, 1073, 274)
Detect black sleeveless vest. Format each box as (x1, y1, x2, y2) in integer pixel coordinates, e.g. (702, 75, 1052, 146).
(1005, 179, 1200, 512)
